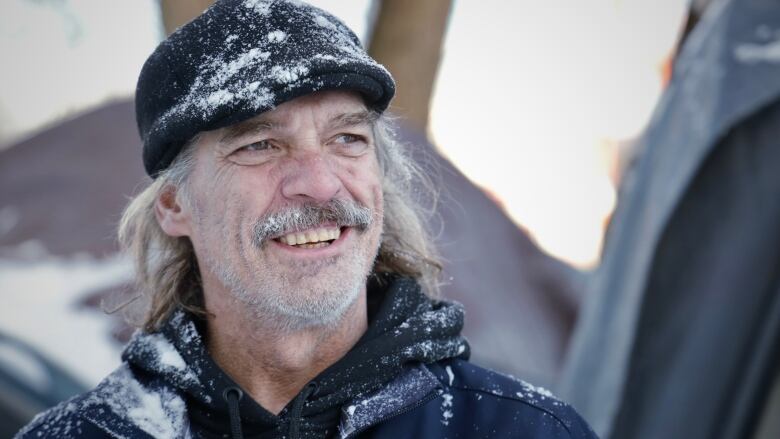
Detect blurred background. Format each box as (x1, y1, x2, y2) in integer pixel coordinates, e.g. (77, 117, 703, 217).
(2, 0, 778, 438)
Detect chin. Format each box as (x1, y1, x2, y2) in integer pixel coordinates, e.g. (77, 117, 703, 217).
(226, 257, 370, 331)
(240, 279, 365, 332)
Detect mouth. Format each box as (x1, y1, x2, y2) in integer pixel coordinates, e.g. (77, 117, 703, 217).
(273, 226, 343, 249)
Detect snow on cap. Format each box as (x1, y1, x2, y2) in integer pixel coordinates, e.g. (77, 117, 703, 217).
(136, 0, 396, 177)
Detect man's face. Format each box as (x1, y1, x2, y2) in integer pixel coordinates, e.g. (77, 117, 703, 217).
(180, 90, 384, 331)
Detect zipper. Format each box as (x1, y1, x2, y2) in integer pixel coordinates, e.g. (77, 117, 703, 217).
(342, 387, 442, 438)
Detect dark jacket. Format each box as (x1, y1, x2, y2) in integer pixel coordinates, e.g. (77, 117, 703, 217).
(18, 277, 596, 439)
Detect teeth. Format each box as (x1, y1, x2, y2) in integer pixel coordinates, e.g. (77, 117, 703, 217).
(278, 227, 341, 247)
(298, 242, 329, 249)
(318, 229, 329, 242)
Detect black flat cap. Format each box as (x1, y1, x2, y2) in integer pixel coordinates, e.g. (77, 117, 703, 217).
(136, 0, 396, 177)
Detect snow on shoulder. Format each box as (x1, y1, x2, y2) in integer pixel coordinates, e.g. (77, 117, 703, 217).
(17, 364, 188, 439)
(125, 332, 199, 385)
(453, 360, 566, 409)
(98, 366, 188, 438)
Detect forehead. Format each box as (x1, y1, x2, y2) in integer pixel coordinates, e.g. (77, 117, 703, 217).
(220, 90, 370, 137)
(264, 90, 367, 121)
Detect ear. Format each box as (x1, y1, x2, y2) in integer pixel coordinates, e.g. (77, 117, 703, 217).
(155, 184, 193, 237)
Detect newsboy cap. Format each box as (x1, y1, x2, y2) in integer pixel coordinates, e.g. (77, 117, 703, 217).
(136, 0, 396, 177)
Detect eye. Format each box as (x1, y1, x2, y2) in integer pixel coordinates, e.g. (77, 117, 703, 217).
(331, 133, 370, 156)
(335, 134, 361, 144)
(241, 140, 274, 152)
(228, 139, 281, 165)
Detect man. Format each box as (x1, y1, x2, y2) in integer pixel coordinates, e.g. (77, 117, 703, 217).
(18, 1, 595, 437)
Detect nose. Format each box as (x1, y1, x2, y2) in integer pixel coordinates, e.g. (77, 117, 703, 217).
(280, 151, 342, 203)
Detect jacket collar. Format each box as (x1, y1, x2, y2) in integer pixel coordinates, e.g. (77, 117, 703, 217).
(337, 363, 442, 439)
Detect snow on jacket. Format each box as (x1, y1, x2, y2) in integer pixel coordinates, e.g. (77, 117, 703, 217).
(17, 276, 596, 438)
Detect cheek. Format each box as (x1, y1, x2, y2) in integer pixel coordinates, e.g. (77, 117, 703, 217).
(218, 177, 281, 245)
(188, 176, 243, 237)
(189, 194, 230, 251)
(343, 156, 383, 204)
(373, 184, 384, 217)
(369, 163, 385, 215)
(191, 195, 253, 265)
(189, 163, 233, 216)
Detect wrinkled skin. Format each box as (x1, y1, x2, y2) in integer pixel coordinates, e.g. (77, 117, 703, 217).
(157, 90, 384, 331)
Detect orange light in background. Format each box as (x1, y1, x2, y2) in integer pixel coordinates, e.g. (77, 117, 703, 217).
(431, 0, 688, 268)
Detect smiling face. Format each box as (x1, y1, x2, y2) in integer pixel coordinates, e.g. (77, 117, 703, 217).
(163, 91, 384, 331)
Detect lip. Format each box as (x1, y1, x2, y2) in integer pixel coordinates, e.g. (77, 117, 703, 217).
(268, 226, 353, 258)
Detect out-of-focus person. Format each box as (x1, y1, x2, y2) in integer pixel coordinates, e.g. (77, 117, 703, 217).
(559, 0, 780, 438)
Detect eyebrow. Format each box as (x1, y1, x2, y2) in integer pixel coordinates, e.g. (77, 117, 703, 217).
(219, 119, 276, 145)
(328, 110, 379, 130)
(219, 110, 378, 145)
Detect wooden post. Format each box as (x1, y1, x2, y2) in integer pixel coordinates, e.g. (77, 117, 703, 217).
(160, 0, 215, 35)
(368, 0, 453, 134)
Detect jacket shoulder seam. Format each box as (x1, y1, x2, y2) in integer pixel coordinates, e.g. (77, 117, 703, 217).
(446, 384, 577, 437)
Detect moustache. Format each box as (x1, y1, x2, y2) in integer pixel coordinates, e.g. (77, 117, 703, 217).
(252, 199, 374, 247)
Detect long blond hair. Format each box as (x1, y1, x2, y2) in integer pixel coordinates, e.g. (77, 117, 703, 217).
(118, 115, 441, 331)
